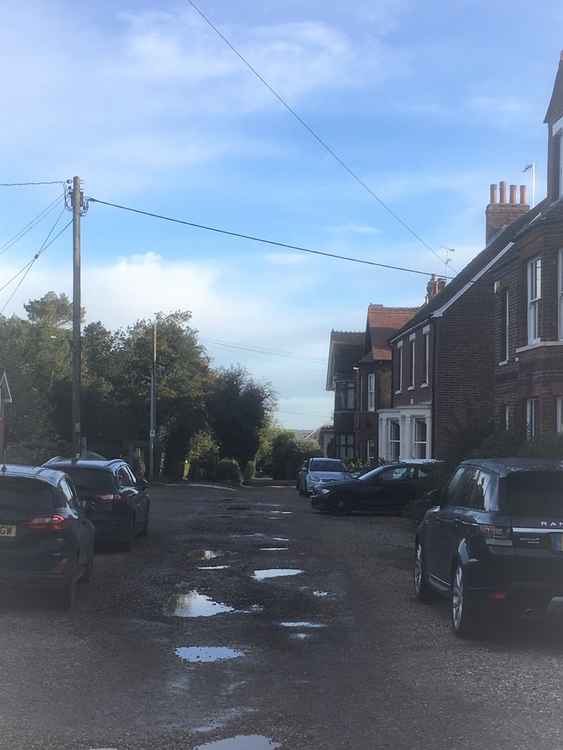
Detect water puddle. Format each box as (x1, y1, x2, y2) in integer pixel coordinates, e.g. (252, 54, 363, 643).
(253, 569, 303, 581)
(259, 547, 289, 552)
(289, 633, 312, 641)
(279, 621, 326, 629)
(272, 537, 289, 542)
(312, 590, 332, 598)
(191, 550, 223, 561)
(194, 737, 280, 750)
(269, 511, 292, 515)
(168, 591, 235, 617)
(175, 647, 243, 663)
(198, 565, 230, 570)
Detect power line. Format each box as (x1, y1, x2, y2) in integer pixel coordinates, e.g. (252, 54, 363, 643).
(0, 180, 65, 187)
(0, 217, 72, 315)
(0, 195, 63, 256)
(88, 197, 453, 280)
(185, 0, 452, 271)
(203, 337, 326, 364)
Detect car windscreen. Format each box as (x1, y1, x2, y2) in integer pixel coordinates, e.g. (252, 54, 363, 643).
(502, 471, 563, 517)
(310, 460, 347, 473)
(56, 468, 114, 493)
(0, 478, 55, 518)
(358, 466, 387, 481)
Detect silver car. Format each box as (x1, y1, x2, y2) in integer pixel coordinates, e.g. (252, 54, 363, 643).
(297, 458, 352, 496)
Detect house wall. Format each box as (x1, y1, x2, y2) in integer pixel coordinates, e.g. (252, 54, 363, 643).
(432, 276, 496, 459)
(392, 324, 433, 407)
(494, 208, 563, 437)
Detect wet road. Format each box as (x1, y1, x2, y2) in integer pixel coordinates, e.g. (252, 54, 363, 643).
(3, 483, 563, 749)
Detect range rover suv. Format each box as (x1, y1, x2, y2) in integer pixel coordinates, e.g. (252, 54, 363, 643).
(414, 458, 563, 636)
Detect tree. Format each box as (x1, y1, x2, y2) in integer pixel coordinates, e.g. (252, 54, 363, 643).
(271, 431, 321, 480)
(207, 366, 275, 468)
(24, 291, 84, 328)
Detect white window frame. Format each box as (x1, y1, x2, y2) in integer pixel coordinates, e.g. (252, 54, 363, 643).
(396, 342, 403, 394)
(557, 397, 563, 434)
(526, 398, 538, 441)
(367, 373, 376, 412)
(367, 438, 376, 462)
(388, 420, 401, 462)
(336, 433, 354, 459)
(527, 257, 541, 345)
(408, 335, 416, 389)
(500, 288, 509, 363)
(558, 250, 563, 340)
(413, 418, 428, 459)
(504, 405, 511, 431)
(422, 330, 430, 385)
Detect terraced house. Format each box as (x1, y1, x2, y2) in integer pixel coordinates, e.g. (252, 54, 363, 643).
(326, 305, 416, 461)
(379, 53, 563, 461)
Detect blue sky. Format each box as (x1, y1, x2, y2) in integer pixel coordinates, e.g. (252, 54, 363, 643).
(1, 0, 562, 428)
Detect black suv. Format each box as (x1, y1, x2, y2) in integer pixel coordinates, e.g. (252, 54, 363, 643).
(44, 459, 150, 549)
(312, 460, 446, 514)
(415, 458, 563, 636)
(0, 465, 95, 608)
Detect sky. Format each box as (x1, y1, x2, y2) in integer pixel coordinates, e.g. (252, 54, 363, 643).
(0, 0, 562, 428)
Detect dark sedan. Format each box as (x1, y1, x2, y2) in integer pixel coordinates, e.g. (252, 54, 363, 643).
(311, 460, 446, 515)
(44, 458, 150, 549)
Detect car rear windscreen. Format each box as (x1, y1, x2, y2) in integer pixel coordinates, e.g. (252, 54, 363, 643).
(503, 471, 563, 516)
(58, 468, 114, 493)
(310, 460, 346, 473)
(0, 479, 55, 517)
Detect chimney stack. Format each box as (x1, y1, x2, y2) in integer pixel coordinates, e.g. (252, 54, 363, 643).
(425, 275, 447, 303)
(485, 179, 530, 244)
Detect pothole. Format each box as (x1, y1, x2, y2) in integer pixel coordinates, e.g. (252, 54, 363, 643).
(259, 547, 289, 552)
(253, 569, 303, 581)
(167, 591, 235, 617)
(198, 565, 230, 570)
(190, 550, 223, 562)
(175, 647, 243, 664)
(193, 736, 280, 750)
(279, 621, 326, 629)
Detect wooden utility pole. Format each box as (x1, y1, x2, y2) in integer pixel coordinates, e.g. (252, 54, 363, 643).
(149, 318, 157, 480)
(71, 176, 82, 459)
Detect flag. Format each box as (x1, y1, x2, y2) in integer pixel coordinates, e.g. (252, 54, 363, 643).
(523, 163, 534, 172)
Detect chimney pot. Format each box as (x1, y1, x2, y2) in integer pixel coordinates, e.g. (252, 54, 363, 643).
(519, 185, 527, 205)
(499, 181, 507, 204)
(489, 183, 497, 204)
(509, 184, 517, 205)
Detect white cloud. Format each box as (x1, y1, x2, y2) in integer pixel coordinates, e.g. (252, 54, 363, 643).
(327, 223, 381, 235)
(265, 252, 308, 265)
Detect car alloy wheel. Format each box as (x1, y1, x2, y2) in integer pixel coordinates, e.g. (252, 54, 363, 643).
(414, 543, 433, 602)
(452, 564, 464, 632)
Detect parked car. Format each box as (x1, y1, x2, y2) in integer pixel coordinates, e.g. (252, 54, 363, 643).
(311, 460, 446, 514)
(297, 458, 352, 496)
(44, 458, 150, 549)
(0, 464, 95, 609)
(415, 458, 563, 637)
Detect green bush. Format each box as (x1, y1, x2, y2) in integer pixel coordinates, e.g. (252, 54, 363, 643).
(216, 458, 242, 484)
(271, 434, 321, 480)
(188, 431, 220, 480)
(243, 460, 256, 482)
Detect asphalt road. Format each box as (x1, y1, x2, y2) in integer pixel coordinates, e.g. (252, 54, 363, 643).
(3, 483, 563, 750)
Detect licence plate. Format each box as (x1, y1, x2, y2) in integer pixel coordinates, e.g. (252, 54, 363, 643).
(0, 525, 16, 538)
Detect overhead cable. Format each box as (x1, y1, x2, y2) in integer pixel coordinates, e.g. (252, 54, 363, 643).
(185, 0, 452, 270)
(0, 195, 63, 256)
(88, 197, 453, 280)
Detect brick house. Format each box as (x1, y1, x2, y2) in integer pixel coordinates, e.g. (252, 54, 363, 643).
(380, 191, 542, 462)
(354, 305, 417, 462)
(326, 306, 416, 461)
(492, 53, 563, 439)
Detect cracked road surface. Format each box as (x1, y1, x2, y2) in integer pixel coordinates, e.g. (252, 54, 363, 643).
(3, 484, 563, 749)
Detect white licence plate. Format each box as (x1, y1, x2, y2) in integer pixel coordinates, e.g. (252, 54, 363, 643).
(0, 525, 16, 538)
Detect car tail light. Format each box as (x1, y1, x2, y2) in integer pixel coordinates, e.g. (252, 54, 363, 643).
(478, 524, 513, 547)
(23, 514, 68, 532)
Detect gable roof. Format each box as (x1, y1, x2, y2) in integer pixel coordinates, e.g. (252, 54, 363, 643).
(389, 199, 548, 342)
(326, 330, 364, 390)
(364, 305, 418, 361)
(545, 52, 563, 124)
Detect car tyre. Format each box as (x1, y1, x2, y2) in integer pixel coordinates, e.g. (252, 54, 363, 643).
(61, 577, 78, 610)
(120, 515, 136, 552)
(451, 563, 478, 638)
(80, 555, 94, 583)
(414, 542, 434, 603)
(140, 505, 150, 537)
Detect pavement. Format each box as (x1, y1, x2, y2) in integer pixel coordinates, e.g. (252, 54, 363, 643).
(3, 484, 563, 749)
